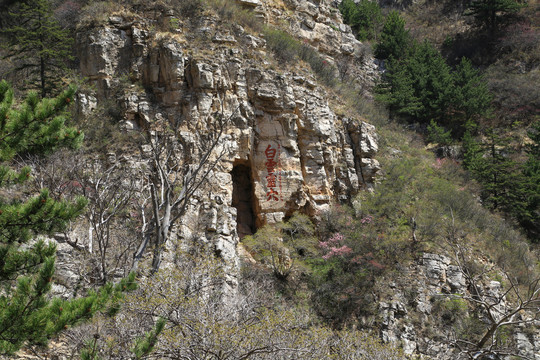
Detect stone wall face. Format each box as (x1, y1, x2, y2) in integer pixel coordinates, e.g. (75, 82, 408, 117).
(76, 0, 379, 292)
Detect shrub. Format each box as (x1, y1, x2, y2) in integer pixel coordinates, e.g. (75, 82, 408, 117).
(433, 297, 468, 324)
(298, 44, 337, 86)
(78, 1, 123, 28)
(207, 0, 262, 31)
(486, 65, 540, 125)
(310, 202, 408, 325)
(242, 213, 318, 280)
(264, 28, 300, 63)
(174, 0, 204, 18)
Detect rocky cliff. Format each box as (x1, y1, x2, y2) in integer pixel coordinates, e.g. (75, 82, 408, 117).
(59, 1, 539, 359)
(74, 0, 379, 289)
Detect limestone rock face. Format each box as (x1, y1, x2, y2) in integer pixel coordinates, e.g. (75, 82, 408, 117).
(375, 253, 540, 359)
(70, 6, 540, 360)
(273, 0, 379, 94)
(76, 7, 379, 295)
(77, 23, 378, 221)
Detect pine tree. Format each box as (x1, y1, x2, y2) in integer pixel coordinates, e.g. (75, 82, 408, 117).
(339, 0, 382, 41)
(374, 10, 410, 61)
(0, 80, 136, 355)
(467, 0, 524, 34)
(375, 57, 422, 118)
(408, 40, 454, 123)
(465, 129, 525, 212)
(449, 57, 492, 135)
(376, 40, 454, 124)
(339, 0, 358, 27)
(519, 122, 540, 240)
(132, 317, 166, 359)
(1, 0, 73, 97)
(462, 127, 483, 170)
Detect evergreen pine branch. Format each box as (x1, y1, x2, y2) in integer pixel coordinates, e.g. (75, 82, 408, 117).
(132, 317, 166, 359)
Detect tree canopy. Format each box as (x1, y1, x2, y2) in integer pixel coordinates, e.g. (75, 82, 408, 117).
(339, 0, 383, 41)
(467, 0, 525, 34)
(0, 80, 135, 355)
(374, 10, 410, 61)
(1, 0, 73, 97)
(376, 41, 492, 137)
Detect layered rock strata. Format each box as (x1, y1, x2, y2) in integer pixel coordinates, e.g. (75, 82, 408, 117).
(76, 7, 379, 289)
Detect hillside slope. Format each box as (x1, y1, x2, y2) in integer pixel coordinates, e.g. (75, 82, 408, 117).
(0, 0, 538, 359)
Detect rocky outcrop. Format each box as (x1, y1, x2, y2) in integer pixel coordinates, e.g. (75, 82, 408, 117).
(275, 0, 379, 94)
(375, 253, 540, 359)
(76, 8, 379, 291)
(229, 0, 378, 94)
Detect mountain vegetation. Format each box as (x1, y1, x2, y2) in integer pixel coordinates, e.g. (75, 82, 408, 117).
(0, 0, 538, 358)
(0, 81, 136, 355)
(343, 0, 539, 241)
(0, 0, 73, 97)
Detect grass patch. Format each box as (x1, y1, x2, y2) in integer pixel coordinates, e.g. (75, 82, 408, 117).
(263, 28, 338, 87)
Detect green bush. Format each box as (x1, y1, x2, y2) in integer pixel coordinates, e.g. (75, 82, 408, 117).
(433, 297, 468, 324)
(427, 120, 453, 145)
(310, 200, 409, 325)
(264, 28, 300, 63)
(242, 213, 318, 280)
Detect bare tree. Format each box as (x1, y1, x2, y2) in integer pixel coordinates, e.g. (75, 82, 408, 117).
(68, 247, 405, 360)
(133, 109, 235, 274)
(23, 150, 77, 198)
(446, 241, 540, 360)
(22, 150, 142, 282)
(74, 160, 139, 283)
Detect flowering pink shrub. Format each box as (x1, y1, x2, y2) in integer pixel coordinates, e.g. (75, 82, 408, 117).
(312, 208, 391, 323)
(322, 245, 352, 260)
(319, 232, 344, 249)
(320, 233, 353, 259)
(361, 215, 373, 224)
(432, 158, 445, 169)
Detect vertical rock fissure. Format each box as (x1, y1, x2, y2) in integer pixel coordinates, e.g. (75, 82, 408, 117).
(231, 163, 256, 239)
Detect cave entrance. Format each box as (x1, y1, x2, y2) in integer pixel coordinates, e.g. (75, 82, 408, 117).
(231, 162, 256, 239)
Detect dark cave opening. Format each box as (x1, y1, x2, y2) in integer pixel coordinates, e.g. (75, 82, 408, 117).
(231, 163, 256, 239)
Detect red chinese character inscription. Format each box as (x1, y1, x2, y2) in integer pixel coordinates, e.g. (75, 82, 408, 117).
(264, 144, 281, 201)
